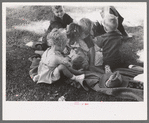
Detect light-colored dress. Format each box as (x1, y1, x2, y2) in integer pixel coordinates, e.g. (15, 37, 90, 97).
(36, 48, 65, 84)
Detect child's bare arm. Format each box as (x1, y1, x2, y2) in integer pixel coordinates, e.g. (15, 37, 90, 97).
(88, 46, 95, 66)
(56, 56, 72, 67)
(35, 50, 44, 56)
(62, 60, 72, 67)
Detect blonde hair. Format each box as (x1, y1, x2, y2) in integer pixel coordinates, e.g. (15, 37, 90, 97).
(78, 18, 93, 35)
(46, 28, 67, 48)
(102, 14, 118, 32)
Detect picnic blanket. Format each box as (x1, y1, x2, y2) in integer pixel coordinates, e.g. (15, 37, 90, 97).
(28, 56, 144, 101)
(83, 71, 143, 101)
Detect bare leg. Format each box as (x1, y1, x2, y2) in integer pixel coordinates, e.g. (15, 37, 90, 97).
(57, 64, 85, 86)
(57, 64, 73, 78)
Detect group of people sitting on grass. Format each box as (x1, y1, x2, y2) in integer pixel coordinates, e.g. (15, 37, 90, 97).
(29, 5, 143, 90)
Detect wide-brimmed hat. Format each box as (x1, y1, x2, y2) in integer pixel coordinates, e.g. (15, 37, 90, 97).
(99, 71, 129, 88)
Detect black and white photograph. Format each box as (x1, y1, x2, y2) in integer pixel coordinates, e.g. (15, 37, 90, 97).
(2, 2, 147, 120)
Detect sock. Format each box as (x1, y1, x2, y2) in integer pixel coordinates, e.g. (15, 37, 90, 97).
(71, 75, 76, 80)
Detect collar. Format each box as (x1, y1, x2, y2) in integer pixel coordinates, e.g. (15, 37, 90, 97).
(102, 30, 122, 37)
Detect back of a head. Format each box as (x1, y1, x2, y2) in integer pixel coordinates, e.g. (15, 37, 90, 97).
(47, 28, 67, 47)
(102, 14, 118, 32)
(72, 55, 84, 70)
(78, 18, 92, 35)
(66, 23, 82, 41)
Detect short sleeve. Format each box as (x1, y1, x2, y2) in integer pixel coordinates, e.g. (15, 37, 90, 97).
(65, 14, 73, 24)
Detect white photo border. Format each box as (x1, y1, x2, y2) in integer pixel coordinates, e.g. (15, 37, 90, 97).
(2, 2, 147, 120)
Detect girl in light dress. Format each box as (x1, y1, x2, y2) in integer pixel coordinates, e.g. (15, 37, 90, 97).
(33, 28, 88, 90)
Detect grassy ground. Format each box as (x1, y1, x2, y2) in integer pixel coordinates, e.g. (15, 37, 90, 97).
(5, 5, 144, 101)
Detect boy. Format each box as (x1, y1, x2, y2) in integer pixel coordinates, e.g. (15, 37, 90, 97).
(33, 28, 88, 90)
(94, 14, 125, 73)
(35, 5, 73, 51)
(93, 6, 131, 38)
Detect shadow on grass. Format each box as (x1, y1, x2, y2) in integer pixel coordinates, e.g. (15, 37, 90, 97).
(120, 25, 143, 66)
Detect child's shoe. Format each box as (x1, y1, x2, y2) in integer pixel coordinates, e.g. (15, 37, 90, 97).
(33, 75, 39, 82)
(75, 74, 89, 91)
(75, 74, 85, 83)
(105, 65, 112, 73)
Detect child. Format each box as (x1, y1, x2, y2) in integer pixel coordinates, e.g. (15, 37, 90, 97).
(93, 6, 131, 38)
(33, 28, 86, 87)
(78, 18, 103, 67)
(36, 5, 73, 51)
(66, 22, 104, 73)
(94, 14, 126, 73)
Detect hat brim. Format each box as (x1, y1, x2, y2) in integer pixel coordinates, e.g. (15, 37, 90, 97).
(99, 72, 129, 88)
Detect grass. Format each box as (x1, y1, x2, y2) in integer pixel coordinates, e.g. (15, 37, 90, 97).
(5, 5, 144, 101)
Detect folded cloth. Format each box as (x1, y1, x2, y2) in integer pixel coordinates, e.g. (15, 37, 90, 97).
(129, 65, 144, 73)
(83, 70, 143, 101)
(114, 68, 143, 78)
(28, 56, 144, 101)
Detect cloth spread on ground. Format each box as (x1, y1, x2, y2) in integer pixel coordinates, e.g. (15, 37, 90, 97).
(29, 56, 144, 101)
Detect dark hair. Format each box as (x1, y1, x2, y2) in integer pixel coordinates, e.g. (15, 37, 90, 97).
(66, 23, 82, 45)
(72, 55, 84, 70)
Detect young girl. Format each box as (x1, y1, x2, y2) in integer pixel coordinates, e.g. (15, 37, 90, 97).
(33, 28, 86, 87)
(66, 22, 104, 73)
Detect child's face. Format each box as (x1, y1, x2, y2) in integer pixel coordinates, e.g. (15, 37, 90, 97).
(90, 22, 94, 36)
(53, 7, 65, 19)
